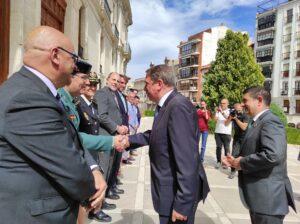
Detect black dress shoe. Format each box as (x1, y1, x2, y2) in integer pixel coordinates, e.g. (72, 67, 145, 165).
(102, 201, 116, 210)
(88, 210, 112, 222)
(112, 186, 124, 194)
(116, 178, 123, 185)
(106, 190, 120, 200)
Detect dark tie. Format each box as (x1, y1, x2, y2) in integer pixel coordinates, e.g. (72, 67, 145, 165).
(154, 105, 161, 118)
(55, 94, 65, 110)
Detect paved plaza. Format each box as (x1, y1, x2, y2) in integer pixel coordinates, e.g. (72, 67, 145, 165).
(87, 117, 300, 224)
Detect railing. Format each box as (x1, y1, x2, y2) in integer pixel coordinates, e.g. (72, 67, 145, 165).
(282, 71, 289, 78)
(256, 55, 273, 62)
(281, 89, 288, 96)
(282, 52, 290, 60)
(181, 48, 199, 57)
(189, 86, 197, 91)
(104, 0, 111, 20)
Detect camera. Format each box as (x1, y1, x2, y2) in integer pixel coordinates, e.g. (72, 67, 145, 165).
(72, 59, 92, 75)
(230, 109, 237, 117)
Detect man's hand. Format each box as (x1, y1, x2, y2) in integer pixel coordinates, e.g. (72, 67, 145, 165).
(113, 135, 129, 152)
(171, 210, 187, 222)
(88, 170, 107, 213)
(116, 125, 129, 135)
(231, 156, 242, 170)
(222, 154, 242, 170)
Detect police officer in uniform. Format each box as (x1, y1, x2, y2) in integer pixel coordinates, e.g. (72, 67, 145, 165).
(77, 72, 115, 222)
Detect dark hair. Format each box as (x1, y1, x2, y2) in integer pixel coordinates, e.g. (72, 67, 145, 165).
(146, 64, 175, 87)
(243, 86, 271, 106)
(135, 95, 140, 100)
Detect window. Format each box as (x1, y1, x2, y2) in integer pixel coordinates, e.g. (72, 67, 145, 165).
(283, 81, 288, 90)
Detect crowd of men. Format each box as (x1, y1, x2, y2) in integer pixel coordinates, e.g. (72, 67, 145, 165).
(0, 25, 297, 224)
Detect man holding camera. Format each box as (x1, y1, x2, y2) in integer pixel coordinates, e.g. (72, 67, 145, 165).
(214, 99, 232, 169)
(226, 103, 249, 179)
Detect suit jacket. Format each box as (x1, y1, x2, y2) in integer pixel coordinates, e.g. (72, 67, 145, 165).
(0, 67, 96, 224)
(94, 86, 122, 135)
(115, 91, 129, 126)
(239, 110, 296, 215)
(129, 90, 210, 217)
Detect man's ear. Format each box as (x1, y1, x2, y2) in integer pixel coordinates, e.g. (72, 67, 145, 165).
(257, 95, 263, 104)
(49, 48, 60, 66)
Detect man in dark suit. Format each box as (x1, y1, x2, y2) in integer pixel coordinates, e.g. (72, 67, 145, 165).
(223, 86, 296, 224)
(94, 72, 128, 200)
(127, 65, 210, 224)
(0, 26, 104, 223)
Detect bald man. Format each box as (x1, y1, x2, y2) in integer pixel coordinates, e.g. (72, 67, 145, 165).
(0, 26, 103, 224)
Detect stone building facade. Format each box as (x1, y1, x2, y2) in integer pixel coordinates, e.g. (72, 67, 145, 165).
(0, 0, 132, 84)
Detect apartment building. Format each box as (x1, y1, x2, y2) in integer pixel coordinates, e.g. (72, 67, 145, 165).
(255, 0, 300, 119)
(177, 25, 228, 103)
(0, 0, 132, 85)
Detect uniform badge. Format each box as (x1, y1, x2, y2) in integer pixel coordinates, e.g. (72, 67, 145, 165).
(69, 114, 76, 121)
(84, 112, 89, 121)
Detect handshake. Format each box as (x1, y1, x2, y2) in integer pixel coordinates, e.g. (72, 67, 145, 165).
(113, 125, 130, 152)
(113, 135, 130, 152)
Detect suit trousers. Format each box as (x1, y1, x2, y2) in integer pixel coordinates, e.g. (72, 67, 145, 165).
(250, 211, 284, 224)
(98, 151, 112, 180)
(215, 133, 231, 162)
(159, 214, 196, 224)
(107, 151, 122, 189)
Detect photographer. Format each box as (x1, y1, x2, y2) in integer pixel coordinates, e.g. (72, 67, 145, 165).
(197, 101, 211, 162)
(226, 103, 249, 179)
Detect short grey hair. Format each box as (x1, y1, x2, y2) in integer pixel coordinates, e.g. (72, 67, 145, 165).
(146, 64, 175, 87)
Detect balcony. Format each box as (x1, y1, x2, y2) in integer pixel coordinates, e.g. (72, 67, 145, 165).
(283, 34, 292, 42)
(258, 15, 276, 31)
(281, 89, 288, 96)
(282, 52, 290, 60)
(256, 55, 273, 63)
(295, 50, 300, 58)
(103, 0, 111, 21)
(294, 89, 300, 95)
(180, 48, 199, 57)
(282, 71, 289, 78)
(112, 24, 119, 39)
(257, 38, 274, 47)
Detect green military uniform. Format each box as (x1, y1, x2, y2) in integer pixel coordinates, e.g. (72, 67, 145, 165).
(58, 88, 113, 152)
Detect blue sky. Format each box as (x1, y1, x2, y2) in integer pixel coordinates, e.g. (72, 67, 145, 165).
(127, 0, 258, 80)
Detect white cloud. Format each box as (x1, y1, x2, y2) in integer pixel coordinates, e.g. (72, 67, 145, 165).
(127, 0, 257, 79)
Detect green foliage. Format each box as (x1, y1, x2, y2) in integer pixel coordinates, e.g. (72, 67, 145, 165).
(208, 119, 216, 134)
(269, 103, 287, 126)
(203, 30, 265, 109)
(144, 110, 155, 117)
(286, 127, 300, 145)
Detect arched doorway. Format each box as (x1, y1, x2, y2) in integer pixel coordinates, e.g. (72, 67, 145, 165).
(0, 0, 10, 85)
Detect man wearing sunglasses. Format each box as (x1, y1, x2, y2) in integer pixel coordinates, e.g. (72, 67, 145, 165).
(0, 26, 103, 224)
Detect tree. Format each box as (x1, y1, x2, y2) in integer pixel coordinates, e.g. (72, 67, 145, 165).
(202, 30, 265, 109)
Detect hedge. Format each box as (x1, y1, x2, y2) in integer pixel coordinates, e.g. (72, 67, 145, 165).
(144, 110, 155, 117)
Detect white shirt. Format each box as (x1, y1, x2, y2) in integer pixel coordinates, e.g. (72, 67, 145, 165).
(158, 89, 174, 107)
(253, 109, 269, 122)
(215, 109, 232, 135)
(24, 66, 57, 97)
